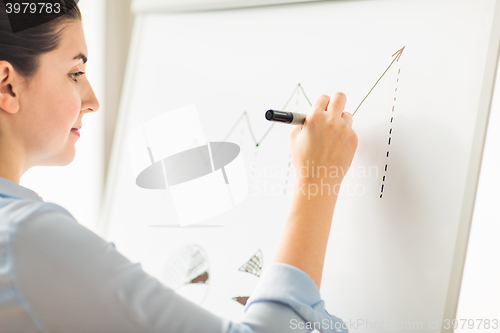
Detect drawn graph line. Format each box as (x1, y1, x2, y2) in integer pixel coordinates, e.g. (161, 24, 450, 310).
(222, 84, 312, 147)
(380, 66, 403, 198)
(222, 46, 406, 146)
(220, 84, 312, 194)
(219, 47, 406, 198)
(352, 46, 405, 116)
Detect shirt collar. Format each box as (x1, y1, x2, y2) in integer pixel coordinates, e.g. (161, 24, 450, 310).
(0, 176, 43, 201)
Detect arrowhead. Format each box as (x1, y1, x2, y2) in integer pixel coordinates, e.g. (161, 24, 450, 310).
(392, 46, 405, 62)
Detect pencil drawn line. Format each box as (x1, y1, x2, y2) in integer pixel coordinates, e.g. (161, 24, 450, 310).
(352, 46, 405, 116)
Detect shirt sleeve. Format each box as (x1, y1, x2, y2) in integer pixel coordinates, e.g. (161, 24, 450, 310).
(10, 202, 347, 333)
(228, 263, 348, 333)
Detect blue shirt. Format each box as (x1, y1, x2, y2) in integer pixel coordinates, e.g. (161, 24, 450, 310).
(0, 176, 347, 332)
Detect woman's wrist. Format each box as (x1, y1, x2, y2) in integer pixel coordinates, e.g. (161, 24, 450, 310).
(291, 176, 338, 224)
(293, 173, 344, 199)
(272, 176, 339, 287)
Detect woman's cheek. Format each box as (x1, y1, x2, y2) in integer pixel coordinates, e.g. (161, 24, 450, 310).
(61, 99, 82, 127)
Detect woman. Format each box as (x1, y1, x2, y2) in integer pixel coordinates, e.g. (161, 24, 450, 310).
(0, 1, 357, 332)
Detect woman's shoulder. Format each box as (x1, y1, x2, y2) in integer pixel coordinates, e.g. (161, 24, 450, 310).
(0, 197, 76, 226)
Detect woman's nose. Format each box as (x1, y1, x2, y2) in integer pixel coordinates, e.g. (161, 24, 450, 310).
(81, 79, 100, 113)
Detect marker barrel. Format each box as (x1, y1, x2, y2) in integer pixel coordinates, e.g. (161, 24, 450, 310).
(265, 110, 306, 125)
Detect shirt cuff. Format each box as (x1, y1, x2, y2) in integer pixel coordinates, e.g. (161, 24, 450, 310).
(243, 262, 348, 333)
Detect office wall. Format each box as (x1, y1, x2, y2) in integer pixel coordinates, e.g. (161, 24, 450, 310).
(104, 0, 134, 185)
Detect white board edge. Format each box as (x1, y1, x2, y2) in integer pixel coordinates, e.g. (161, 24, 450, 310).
(131, 0, 327, 14)
(97, 16, 146, 239)
(441, 1, 500, 331)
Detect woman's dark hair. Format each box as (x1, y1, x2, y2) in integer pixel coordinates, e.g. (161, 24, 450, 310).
(0, 0, 82, 78)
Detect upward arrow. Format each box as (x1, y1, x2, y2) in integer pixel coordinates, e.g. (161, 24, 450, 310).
(352, 46, 405, 116)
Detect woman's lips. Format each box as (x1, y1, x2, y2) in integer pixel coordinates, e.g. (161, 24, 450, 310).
(71, 126, 81, 137)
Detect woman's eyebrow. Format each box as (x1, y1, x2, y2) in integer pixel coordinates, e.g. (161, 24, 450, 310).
(73, 53, 88, 64)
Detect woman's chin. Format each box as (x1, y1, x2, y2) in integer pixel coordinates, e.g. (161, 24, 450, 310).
(38, 148, 76, 167)
(57, 149, 77, 166)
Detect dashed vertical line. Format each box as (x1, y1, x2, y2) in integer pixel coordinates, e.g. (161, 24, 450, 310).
(380, 65, 402, 198)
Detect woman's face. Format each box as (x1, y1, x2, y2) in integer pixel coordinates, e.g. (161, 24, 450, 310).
(11, 20, 99, 168)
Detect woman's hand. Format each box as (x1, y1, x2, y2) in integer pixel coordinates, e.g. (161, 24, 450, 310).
(288, 92, 358, 188)
(273, 92, 358, 288)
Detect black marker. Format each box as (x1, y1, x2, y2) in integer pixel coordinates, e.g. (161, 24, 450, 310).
(265, 110, 306, 125)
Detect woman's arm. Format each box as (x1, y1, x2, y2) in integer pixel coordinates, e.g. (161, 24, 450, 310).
(273, 92, 358, 288)
(6, 201, 327, 333)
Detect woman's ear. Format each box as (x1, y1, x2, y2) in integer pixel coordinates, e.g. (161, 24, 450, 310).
(0, 61, 21, 114)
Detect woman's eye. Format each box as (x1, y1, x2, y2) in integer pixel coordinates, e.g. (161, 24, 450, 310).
(69, 71, 85, 82)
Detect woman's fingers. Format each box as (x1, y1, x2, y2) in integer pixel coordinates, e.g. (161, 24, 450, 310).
(288, 90, 357, 189)
(341, 111, 353, 127)
(306, 92, 353, 130)
(326, 92, 347, 118)
(309, 94, 330, 118)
